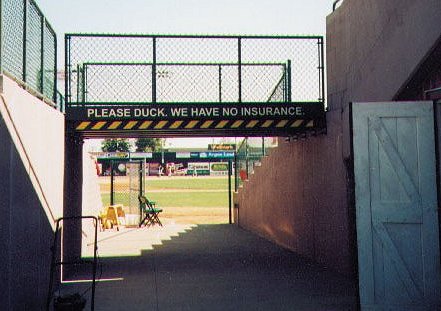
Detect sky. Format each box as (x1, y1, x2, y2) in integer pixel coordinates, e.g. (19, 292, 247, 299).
(38, 0, 331, 36)
(36, 0, 332, 150)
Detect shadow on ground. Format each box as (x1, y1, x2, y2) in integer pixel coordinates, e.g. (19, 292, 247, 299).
(58, 224, 358, 311)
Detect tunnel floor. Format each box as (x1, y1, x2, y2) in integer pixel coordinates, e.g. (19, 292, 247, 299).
(58, 222, 358, 310)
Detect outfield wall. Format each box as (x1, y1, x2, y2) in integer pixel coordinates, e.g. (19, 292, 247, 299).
(0, 75, 65, 310)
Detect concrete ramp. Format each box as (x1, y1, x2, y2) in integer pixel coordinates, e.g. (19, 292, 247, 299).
(62, 224, 358, 310)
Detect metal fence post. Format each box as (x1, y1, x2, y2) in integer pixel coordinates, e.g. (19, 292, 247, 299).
(40, 16, 44, 94)
(218, 64, 222, 102)
(152, 36, 157, 103)
(287, 59, 292, 102)
(65, 34, 70, 106)
(234, 152, 238, 192)
(319, 37, 325, 104)
(22, 0, 27, 82)
(228, 159, 232, 224)
(283, 63, 287, 102)
(245, 138, 249, 179)
(110, 160, 114, 206)
(0, 0, 3, 75)
(138, 161, 143, 223)
(238, 37, 242, 103)
(82, 65, 86, 103)
(53, 26, 57, 103)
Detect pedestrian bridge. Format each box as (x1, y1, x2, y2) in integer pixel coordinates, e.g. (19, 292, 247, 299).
(64, 34, 326, 138)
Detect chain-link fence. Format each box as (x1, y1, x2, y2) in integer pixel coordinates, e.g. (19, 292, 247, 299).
(66, 34, 324, 106)
(127, 161, 144, 215)
(0, 0, 57, 103)
(235, 137, 278, 188)
(103, 161, 144, 220)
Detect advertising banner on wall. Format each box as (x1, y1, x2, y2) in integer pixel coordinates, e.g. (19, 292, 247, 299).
(208, 144, 236, 151)
(188, 162, 210, 175)
(210, 162, 229, 176)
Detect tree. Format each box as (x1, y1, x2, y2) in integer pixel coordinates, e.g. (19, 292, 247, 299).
(135, 138, 162, 152)
(101, 138, 131, 152)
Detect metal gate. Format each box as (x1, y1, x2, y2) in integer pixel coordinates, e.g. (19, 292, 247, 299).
(352, 101, 441, 310)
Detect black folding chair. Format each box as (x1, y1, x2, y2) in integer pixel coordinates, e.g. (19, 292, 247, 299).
(138, 195, 163, 227)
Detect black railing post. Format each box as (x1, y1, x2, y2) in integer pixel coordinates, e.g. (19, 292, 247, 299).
(218, 64, 222, 102)
(234, 152, 238, 192)
(53, 27, 57, 104)
(0, 0, 3, 74)
(283, 63, 287, 102)
(110, 160, 114, 206)
(228, 159, 232, 224)
(245, 138, 249, 179)
(152, 36, 157, 103)
(319, 38, 325, 104)
(287, 59, 292, 102)
(139, 160, 143, 223)
(82, 65, 87, 103)
(238, 38, 242, 103)
(40, 16, 44, 94)
(76, 64, 80, 104)
(65, 34, 70, 106)
(22, 0, 27, 82)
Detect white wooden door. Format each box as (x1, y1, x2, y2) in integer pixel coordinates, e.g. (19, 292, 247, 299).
(353, 101, 440, 310)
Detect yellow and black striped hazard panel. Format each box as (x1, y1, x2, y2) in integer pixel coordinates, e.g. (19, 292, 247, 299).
(74, 119, 316, 131)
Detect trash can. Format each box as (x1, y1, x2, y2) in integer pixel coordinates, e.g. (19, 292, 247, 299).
(54, 293, 86, 311)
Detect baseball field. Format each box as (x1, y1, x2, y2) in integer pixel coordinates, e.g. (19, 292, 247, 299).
(99, 175, 231, 224)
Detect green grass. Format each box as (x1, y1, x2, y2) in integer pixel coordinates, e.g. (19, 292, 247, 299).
(101, 193, 139, 207)
(102, 192, 228, 208)
(102, 176, 231, 208)
(152, 191, 227, 207)
(150, 191, 228, 207)
(145, 177, 228, 190)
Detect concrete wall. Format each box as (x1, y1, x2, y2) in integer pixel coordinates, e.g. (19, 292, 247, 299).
(0, 75, 65, 310)
(236, 109, 355, 275)
(327, 0, 441, 111)
(236, 0, 441, 276)
(82, 152, 103, 218)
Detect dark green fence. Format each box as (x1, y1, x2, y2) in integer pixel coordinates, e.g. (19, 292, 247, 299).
(0, 0, 58, 105)
(65, 34, 324, 106)
(79, 62, 288, 104)
(235, 137, 277, 188)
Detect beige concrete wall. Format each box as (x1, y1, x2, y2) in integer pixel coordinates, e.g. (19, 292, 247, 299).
(82, 152, 103, 217)
(0, 75, 64, 310)
(1, 76, 65, 221)
(236, 0, 441, 276)
(237, 110, 354, 275)
(327, 0, 441, 111)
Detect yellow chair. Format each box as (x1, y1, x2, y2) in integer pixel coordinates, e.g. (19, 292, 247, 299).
(99, 204, 124, 231)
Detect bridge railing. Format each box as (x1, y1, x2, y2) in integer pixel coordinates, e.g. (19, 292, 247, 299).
(76, 62, 288, 104)
(0, 0, 57, 105)
(65, 34, 324, 106)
